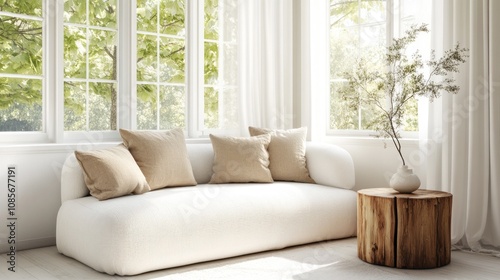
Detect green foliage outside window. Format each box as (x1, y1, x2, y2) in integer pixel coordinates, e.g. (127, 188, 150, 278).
(63, 0, 118, 131)
(0, 0, 43, 131)
(1, 0, 223, 133)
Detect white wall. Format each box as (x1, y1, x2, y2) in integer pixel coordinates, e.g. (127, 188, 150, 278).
(327, 138, 427, 191)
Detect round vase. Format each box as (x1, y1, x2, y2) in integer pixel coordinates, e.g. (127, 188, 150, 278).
(390, 165, 421, 193)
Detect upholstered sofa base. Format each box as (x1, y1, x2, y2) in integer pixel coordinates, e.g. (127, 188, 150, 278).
(57, 142, 357, 275)
(57, 182, 356, 276)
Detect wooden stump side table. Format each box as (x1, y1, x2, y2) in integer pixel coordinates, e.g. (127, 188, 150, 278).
(357, 188, 452, 269)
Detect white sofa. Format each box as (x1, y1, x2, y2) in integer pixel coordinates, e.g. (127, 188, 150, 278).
(56, 142, 357, 276)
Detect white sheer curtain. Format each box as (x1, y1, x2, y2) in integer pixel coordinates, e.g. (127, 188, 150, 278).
(237, 0, 294, 135)
(423, 0, 500, 254)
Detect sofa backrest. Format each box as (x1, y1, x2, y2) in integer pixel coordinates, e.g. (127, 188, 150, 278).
(60, 142, 355, 203)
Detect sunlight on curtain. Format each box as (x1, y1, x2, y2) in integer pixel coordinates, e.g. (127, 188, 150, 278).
(423, 0, 500, 255)
(237, 0, 293, 135)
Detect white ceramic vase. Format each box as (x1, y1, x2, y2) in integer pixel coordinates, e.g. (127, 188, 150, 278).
(390, 165, 421, 193)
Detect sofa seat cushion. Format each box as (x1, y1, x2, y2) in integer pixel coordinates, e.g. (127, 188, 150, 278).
(56, 182, 357, 276)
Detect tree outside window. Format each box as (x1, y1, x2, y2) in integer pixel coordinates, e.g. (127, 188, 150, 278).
(0, 0, 235, 137)
(329, 0, 419, 134)
(64, 0, 118, 131)
(0, 0, 43, 132)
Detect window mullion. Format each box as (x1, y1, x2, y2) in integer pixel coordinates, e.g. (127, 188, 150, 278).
(198, 0, 205, 136)
(186, 0, 203, 137)
(217, 0, 224, 129)
(85, 0, 90, 131)
(54, 0, 65, 142)
(156, 1, 161, 129)
(119, 0, 135, 129)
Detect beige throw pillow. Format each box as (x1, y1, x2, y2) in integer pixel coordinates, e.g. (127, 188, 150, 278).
(209, 134, 273, 183)
(75, 144, 150, 200)
(120, 128, 197, 190)
(249, 127, 315, 183)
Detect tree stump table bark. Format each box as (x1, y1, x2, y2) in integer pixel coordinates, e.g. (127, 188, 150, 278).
(357, 188, 452, 269)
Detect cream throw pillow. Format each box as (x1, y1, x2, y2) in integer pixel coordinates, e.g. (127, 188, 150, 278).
(249, 127, 315, 183)
(75, 144, 150, 200)
(209, 134, 273, 183)
(120, 128, 197, 190)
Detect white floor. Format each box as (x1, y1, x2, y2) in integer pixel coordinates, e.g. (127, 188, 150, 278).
(1, 238, 499, 279)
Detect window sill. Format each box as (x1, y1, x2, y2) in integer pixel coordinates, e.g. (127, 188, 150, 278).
(324, 135, 420, 148)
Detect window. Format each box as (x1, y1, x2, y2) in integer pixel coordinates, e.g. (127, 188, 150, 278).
(329, 0, 419, 136)
(0, 0, 237, 143)
(0, 1, 44, 132)
(63, 0, 118, 131)
(202, 0, 238, 132)
(136, 0, 186, 130)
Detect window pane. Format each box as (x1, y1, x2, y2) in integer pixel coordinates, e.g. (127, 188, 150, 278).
(160, 86, 184, 129)
(330, 0, 359, 28)
(0, 78, 42, 131)
(204, 0, 218, 40)
(137, 84, 157, 130)
(360, 24, 385, 55)
(64, 82, 86, 131)
(204, 42, 218, 84)
(137, 0, 157, 33)
(0, 16, 43, 75)
(0, 0, 42, 17)
(330, 25, 359, 79)
(89, 0, 117, 28)
(160, 38, 185, 83)
(64, 26, 87, 79)
(402, 98, 418, 131)
(330, 82, 358, 130)
(137, 34, 157, 82)
(64, 0, 86, 24)
(89, 82, 116, 130)
(0, 4, 44, 133)
(89, 29, 117, 80)
(160, 0, 185, 36)
(359, 0, 385, 23)
(64, 82, 118, 131)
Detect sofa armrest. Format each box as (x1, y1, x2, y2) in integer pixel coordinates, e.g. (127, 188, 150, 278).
(305, 142, 355, 189)
(61, 153, 89, 203)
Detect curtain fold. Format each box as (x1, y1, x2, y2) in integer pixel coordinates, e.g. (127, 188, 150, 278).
(237, 0, 293, 135)
(425, 0, 500, 254)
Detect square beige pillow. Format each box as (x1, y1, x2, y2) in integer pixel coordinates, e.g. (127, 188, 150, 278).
(120, 128, 197, 190)
(209, 134, 273, 183)
(75, 144, 151, 200)
(249, 126, 315, 183)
